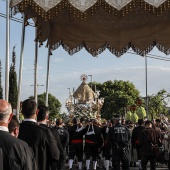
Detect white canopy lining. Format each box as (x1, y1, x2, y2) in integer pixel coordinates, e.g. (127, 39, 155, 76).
(10, 0, 167, 12)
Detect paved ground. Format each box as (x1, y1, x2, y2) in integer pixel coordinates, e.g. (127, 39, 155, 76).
(66, 162, 168, 169)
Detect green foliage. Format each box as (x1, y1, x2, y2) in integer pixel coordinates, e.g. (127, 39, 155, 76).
(147, 89, 170, 119)
(29, 92, 61, 121)
(9, 46, 18, 108)
(0, 60, 3, 99)
(90, 80, 140, 119)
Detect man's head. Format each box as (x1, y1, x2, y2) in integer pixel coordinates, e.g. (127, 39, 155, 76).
(37, 105, 49, 122)
(56, 118, 63, 127)
(0, 99, 13, 126)
(8, 115, 20, 138)
(113, 115, 121, 124)
(72, 117, 79, 125)
(145, 120, 153, 128)
(155, 119, 161, 126)
(22, 99, 38, 119)
(138, 119, 144, 126)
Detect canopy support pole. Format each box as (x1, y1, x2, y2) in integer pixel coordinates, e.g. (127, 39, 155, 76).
(16, 15, 26, 119)
(45, 47, 50, 107)
(145, 55, 148, 118)
(34, 28, 38, 104)
(5, 0, 10, 101)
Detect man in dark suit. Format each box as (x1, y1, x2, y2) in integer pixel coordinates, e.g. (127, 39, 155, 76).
(132, 119, 145, 170)
(139, 120, 162, 170)
(54, 118, 69, 170)
(0, 99, 37, 170)
(18, 99, 59, 170)
(37, 105, 63, 170)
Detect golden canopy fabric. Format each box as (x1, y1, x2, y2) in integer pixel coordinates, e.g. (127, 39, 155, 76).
(73, 81, 96, 103)
(10, 0, 170, 56)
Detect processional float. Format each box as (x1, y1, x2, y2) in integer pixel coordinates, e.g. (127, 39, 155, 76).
(65, 74, 104, 121)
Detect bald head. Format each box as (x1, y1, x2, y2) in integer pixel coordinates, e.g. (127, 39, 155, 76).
(0, 99, 12, 123)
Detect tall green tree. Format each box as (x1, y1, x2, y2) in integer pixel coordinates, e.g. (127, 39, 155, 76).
(9, 46, 18, 108)
(0, 60, 3, 99)
(147, 89, 170, 119)
(29, 92, 61, 120)
(90, 80, 140, 119)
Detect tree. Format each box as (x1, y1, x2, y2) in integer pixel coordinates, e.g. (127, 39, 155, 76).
(9, 46, 18, 108)
(90, 80, 140, 119)
(0, 60, 3, 99)
(147, 89, 170, 119)
(29, 92, 61, 120)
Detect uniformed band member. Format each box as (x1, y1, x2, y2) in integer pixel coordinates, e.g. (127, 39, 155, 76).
(68, 117, 86, 170)
(139, 120, 162, 170)
(107, 115, 131, 170)
(101, 120, 112, 170)
(0, 99, 37, 170)
(85, 119, 104, 170)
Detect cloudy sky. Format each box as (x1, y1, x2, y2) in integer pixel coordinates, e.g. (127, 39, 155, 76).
(0, 1, 170, 113)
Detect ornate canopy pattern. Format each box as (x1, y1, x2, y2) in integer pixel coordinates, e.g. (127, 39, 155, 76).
(11, 0, 170, 20)
(10, 0, 170, 57)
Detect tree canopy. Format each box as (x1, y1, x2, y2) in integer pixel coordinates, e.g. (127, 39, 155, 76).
(147, 89, 170, 119)
(90, 80, 140, 119)
(29, 93, 61, 120)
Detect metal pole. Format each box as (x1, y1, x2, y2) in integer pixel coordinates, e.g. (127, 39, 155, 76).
(34, 28, 38, 104)
(16, 15, 26, 119)
(145, 55, 148, 118)
(73, 87, 75, 104)
(5, 0, 10, 101)
(45, 47, 50, 106)
(88, 75, 92, 89)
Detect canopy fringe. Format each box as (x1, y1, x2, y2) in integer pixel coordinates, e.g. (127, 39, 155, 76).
(51, 41, 170, 57)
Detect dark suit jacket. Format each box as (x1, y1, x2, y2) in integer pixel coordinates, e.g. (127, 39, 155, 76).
(18, 121, 59, 170)
(39, 123, 62, 158)
(49, 127, 64, 159)
(0, 130, 37, 170)
(139, 127, 162, 156)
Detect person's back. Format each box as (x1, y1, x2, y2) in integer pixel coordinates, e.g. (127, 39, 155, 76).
(107, 115, 130, 170)
(0, 130, 36, 170)
(18, 99, 59, 170)
(53, 118, 69, 170)
(139, 120, 162, 170)
(0, 99, 36, 170)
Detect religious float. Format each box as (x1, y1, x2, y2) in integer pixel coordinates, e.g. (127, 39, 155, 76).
(65, 74, 104, 122)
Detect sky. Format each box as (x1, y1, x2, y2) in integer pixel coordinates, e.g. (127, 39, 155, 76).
(0, 1, 170, 113)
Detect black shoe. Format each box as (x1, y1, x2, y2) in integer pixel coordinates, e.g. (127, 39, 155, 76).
(130, 162, 133, 167)
(134, 162, 136, 167)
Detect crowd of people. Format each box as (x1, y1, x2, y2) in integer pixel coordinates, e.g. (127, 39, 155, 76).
(0, 98, 170, 170)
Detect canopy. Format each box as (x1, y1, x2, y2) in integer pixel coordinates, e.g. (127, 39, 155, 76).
(10, 0, 170, 56)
